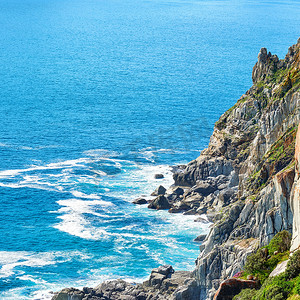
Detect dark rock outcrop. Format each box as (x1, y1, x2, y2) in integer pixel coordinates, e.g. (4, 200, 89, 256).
(154, 174, 164, 179)
(151, 185, 166, 196)
(133, 197, 148, 205)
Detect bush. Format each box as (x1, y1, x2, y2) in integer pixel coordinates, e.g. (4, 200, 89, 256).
(244, 248, 268, 275)
(253, 274, 293, 300)
(293, 275, 300, 295)
(233, 288, 257, 300)
(286, 251, 300, 279)
(268, 231, 292, 254)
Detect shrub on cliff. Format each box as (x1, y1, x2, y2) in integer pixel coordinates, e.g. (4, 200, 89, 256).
(292, 275, 300, 295)
(244, 248, 268, 275)
(286, 251, 300, 279)
(253, 274, 293, 300)
(233, 288, 257, 300)
(268, 231, 292, 254)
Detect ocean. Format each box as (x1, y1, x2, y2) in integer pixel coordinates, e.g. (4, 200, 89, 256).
(0, 0, 300, 298)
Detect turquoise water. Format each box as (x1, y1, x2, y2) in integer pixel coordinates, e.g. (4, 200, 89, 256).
(0, 0, 300, 298)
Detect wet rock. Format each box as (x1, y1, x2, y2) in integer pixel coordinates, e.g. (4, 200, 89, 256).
(194, 216, 210, 223)
(154, 174, 164, 179)
(183, 209, 197, 215)
(151, 185, 166, 196)
(148, 195, 170, 210)
(194, 234, 206, 242)
(132, 198, 147, 205)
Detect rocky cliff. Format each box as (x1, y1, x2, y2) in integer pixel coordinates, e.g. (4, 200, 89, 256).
(172, 38, 300, 299)
(52, 39, 300, 300)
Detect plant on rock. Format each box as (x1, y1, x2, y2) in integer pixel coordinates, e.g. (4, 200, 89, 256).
(286, 251, 300, 280)
(268, 231, 292, 254)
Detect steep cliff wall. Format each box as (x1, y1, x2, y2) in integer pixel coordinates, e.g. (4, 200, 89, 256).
(291, 124, 300, 252)
(172, 39, 300, 299)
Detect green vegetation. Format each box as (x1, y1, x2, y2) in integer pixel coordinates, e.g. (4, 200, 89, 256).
(286, 251, 300, 280)
(233, 288, 258, 300)
(253, 274, 294, 300)
(268, 231, 292, 254)
(233, 232, 300, 300)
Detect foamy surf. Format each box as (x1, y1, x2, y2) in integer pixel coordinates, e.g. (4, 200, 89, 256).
(0, 148, 210, 299)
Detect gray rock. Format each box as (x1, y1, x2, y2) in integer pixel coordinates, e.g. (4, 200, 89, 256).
(269, 260, 288, 277)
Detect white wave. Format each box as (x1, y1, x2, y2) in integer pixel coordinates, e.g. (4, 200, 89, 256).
(0, 250, 91, 279)
(70, 190, 101, 199)
(84, 149, 120, 158)
(53, 199, 113, 240)
(0, 252, 57, 278)
(18, 275, 48, 285)
(0, 158, 90, 179)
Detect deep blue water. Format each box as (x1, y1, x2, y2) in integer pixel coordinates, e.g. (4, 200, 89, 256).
(0, 0, 300, 298)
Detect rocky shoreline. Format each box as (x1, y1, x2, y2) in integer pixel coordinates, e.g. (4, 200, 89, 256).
(52, 38, 300, 300)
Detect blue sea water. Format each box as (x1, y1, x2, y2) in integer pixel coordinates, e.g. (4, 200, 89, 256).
(0, 0, 300, 298)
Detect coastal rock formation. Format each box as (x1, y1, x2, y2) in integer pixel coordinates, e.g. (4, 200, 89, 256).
(52, 265, 200, 300)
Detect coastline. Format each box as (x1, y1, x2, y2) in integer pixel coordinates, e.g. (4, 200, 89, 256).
(52, 38, 300, 300)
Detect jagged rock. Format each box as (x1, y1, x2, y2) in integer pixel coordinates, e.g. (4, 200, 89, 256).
(148, 195, 170, 210)
(132, 198, 147, 205)
(151, 185, 166, 196)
